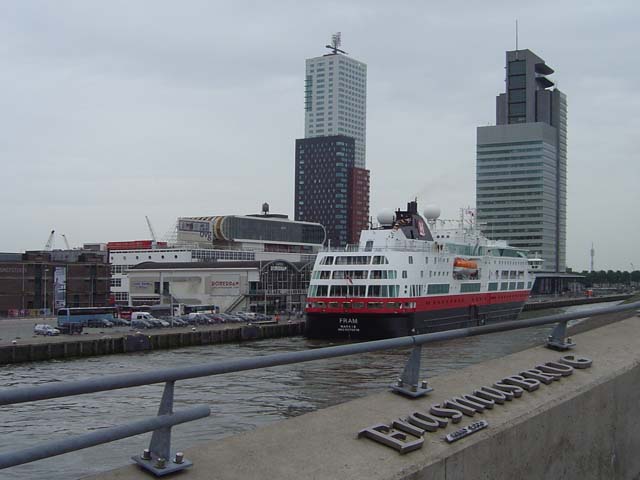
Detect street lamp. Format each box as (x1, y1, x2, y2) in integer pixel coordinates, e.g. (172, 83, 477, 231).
(43, 267, 49, 313)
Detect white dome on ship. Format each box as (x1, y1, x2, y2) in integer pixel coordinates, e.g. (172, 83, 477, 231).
(377, 209, 395, 226)
(423, 204, 441, 221)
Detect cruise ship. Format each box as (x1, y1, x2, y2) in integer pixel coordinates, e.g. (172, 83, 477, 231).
(305, 201, 535, 339)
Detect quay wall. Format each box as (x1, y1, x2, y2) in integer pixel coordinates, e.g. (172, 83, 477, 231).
(92, 312, 640, 480)
(0, 322, 304, 365)
(522, 293, 632, 310)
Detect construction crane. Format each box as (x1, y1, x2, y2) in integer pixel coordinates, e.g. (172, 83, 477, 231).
(145, 216, 158, 247)
(44, 230, 55, 251)
(62, 234, 71, 250)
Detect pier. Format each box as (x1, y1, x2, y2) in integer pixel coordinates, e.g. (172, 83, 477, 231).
(0, 321, 304, 365)
(87, 307, 640, 479)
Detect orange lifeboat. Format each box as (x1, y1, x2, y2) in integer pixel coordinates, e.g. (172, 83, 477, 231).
(453, 258, 478, 269)
(453, 258, 479, 278)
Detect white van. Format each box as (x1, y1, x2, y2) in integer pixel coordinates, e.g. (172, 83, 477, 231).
(131, 312, 170, 328)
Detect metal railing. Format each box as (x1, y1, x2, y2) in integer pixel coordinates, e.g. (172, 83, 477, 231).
(0, 301, 638, 476)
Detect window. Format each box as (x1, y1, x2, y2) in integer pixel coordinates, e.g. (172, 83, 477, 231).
(488, 282, 499, 292)
(320, 256, 334, 265)
(460, 283, 481, 293)
(427, 284, 450, 295)
(408, 256, 413, 264)
(402, 271, 407, 279)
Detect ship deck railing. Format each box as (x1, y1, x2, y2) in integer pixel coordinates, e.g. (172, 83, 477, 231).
(0, 301, 638, 475)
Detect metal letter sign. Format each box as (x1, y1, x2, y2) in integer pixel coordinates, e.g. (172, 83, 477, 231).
(358, 356, 592, 453)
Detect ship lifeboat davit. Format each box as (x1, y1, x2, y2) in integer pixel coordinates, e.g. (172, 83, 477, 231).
(453, 257, 478, 277)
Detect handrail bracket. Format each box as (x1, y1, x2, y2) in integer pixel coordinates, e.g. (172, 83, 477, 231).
(132, 381, 193, 476)
(390, 344, 433, 398)
(546, 320, 576, 351)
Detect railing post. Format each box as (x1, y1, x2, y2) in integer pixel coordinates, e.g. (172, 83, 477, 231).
(132, 381, 194, 476)
(390, 344, 433, 398)
(546, 320, 576, 351)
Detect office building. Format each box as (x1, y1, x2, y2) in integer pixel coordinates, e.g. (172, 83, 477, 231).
(477, 49, 567, 273)
(294, 135, 357, 246)
(297, 35, 371, 246)
(0, 250, 110, 316)
(107, 210, 325, 306)
(304, 33, 367, 168)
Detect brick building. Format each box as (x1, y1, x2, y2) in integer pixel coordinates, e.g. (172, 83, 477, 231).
(0, 250, 110, 316)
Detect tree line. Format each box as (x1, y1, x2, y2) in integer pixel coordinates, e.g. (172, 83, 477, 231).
(572, 270, 640, 287)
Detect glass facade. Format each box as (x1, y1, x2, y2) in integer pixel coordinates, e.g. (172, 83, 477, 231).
(220, 217, 325, 245)
(295, 136, 356, 247)
(480, 49, 567, 273)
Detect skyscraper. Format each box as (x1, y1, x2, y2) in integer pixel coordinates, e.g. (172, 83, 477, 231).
(295, 34, 370, 247)
(476, 49, 567, 272)
(304, 33, 367, 168)
(295, 135, 355, 246)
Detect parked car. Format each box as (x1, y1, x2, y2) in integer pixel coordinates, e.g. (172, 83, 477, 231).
(168, 317, 187, 327)
(110, 318, 131, 327)
(131, 319, 152, 329)
(34, 324, 60, 336)
(87, 318, 114, 328)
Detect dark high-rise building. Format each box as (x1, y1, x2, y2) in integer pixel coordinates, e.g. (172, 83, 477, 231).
(477, 49, 567, 273)
(348, 167, 370, 244)
(294, 135, 369, 247)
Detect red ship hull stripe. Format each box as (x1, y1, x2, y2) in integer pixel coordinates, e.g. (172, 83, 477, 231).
(306, 291, 530, 314)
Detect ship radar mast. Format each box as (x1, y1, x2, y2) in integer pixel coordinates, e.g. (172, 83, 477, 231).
(325, 32, 348, 55)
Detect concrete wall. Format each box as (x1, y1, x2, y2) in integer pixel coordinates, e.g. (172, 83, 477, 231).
(90, 313, 640, 480)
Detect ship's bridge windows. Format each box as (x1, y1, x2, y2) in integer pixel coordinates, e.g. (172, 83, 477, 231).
(372, 255, 389, 265)
(312, 270, 331, 279)
(311, 285, 329, 296)
(320, 256, 334, 265)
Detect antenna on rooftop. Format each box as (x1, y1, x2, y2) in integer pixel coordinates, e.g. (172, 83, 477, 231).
(325, 32, 347, 55)
(515, 20, 519, 59)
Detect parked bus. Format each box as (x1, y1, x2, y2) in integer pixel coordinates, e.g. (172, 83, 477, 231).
(183, 304, 219, 315)
(57, 307, 118, 334)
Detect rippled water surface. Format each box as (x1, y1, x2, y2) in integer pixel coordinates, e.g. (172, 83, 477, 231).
(0, 302, 617, 479)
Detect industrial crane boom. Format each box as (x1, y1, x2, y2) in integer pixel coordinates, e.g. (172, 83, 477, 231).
(44, 230, 55, 251)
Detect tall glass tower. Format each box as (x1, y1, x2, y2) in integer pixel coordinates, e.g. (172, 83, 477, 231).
(476, 49, 567, 272)
(304, 33, 367, 168)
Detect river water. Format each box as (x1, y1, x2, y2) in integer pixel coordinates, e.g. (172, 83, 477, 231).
(0, 303, 618, 479)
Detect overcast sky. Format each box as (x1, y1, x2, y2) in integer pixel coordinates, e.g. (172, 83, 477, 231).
(1, 1, 638, 271)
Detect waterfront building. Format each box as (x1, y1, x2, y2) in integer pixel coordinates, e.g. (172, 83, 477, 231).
(0, 250, 109, 316)
(108, 210, 324, 307)
(296, 35, 371, 247)
(127, 260, 312, 314)
(304, 33, 367, 168)
(294, 136, 370, 248)
(476, 49, 567, 274)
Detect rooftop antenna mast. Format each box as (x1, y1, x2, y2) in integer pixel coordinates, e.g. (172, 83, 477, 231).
(325, 32, 347, 55)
